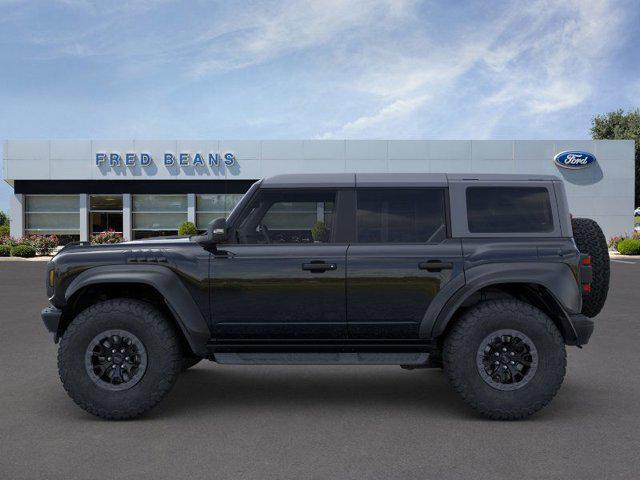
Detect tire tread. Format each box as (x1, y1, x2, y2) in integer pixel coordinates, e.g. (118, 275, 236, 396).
(443, 299, 566, 420)
(57, 298, 182, 420)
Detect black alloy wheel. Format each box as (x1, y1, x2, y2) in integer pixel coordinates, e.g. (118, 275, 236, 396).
(85, 329, 148, 391)
(476, 329, 538, 391)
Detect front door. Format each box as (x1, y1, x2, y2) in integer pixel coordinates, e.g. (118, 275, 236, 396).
(211, 188, 348, 339)
(346, 188, 463, 339)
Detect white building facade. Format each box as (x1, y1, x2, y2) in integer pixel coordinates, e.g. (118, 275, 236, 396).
(3, 139, 635, 241)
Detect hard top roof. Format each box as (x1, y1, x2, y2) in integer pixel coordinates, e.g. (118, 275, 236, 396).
(261, 173, 559, 188)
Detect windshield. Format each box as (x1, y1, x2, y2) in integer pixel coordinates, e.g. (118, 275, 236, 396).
(226, 180, 261, 226)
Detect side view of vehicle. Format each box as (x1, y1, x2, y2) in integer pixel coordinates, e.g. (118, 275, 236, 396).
(41, 173, 609, 420)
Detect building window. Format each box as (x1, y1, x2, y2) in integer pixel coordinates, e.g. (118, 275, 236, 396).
(196, 194, 244, 230)
(25, 195, 80, 242)
(90, 195, 123, 234)
(132, 194, 187, 239)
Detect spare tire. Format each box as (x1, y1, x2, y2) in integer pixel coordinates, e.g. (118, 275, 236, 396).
(571, 217, 610, 317)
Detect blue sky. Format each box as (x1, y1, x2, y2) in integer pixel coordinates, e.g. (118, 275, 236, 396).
(1, 0, 639, 213)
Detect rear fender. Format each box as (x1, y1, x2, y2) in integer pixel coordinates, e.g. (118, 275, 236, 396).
(421, 262, 582, 342)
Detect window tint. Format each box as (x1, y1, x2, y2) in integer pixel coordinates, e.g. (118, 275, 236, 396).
(466, 187, 554, 233)
(356, 189, 446, 243)
(237, 190, 336, 244)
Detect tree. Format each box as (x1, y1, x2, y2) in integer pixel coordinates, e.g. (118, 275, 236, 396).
(0, 210, 8, 226)
(591, 109, 640, 206)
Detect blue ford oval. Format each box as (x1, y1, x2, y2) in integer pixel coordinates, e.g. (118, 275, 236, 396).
(554, 150, 596, 169)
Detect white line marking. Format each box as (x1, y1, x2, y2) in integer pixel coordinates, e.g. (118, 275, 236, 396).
(611, 259, 636, 264)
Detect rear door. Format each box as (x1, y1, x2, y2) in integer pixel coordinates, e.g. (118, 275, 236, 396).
(346, 188, 463, 339)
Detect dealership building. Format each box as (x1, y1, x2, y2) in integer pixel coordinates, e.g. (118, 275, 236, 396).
(2, 139, 635, 242)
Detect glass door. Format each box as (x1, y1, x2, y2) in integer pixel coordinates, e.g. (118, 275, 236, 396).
(90, 195, 123, 234)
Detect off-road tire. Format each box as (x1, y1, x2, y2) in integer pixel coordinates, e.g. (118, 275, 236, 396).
(571, 217, 610, 317)
(443, 299, 566, 420)
(181, 356, 202, 371)
(58, 299, 182, 420)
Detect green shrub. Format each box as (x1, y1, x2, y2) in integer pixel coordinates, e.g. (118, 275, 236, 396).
(0, 211, 8, 226)
(91, 230, 123, 244)
(0, 244, 11, 257)
(0, 224, 9, 237)
(616, 238, 640, 255)
(311, 221, 329, 242)
(10, 244, 36, 258)
(178, 221, 198, 236)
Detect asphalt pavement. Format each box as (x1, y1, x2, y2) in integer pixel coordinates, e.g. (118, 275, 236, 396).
(1, 260, 639, 479)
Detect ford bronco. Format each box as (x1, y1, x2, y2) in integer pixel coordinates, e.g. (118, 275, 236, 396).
(41, 173, 609, 420)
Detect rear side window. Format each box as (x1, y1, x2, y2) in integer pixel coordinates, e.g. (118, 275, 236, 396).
(466, 187, 554, 233)
(356, 189, 446, 243)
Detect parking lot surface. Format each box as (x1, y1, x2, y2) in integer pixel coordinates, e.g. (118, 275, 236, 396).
(1, 261, 639, 479)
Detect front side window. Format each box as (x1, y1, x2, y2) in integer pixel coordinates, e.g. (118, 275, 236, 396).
(466, 187, 554, 233)
(237, 190, 336, 244)
(356, 189, 446, 243)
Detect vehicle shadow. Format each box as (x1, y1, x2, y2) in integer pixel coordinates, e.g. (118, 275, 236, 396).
(152, 364, 473, 419)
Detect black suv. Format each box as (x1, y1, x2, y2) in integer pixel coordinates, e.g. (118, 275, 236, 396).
(41, 173, 609, 420)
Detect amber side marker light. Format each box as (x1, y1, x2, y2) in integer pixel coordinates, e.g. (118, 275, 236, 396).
(49, 270, 55, 288)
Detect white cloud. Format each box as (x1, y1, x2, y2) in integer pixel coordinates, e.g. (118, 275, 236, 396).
(320, 0, 625, 138)
(2, 0, 629, 140)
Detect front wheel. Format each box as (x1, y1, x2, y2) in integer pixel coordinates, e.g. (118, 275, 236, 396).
(443, 299, 566, 420)
(57, 299, 183, 420)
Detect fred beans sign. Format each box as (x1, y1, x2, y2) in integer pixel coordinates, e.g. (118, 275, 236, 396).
(95, 151, 236, 168)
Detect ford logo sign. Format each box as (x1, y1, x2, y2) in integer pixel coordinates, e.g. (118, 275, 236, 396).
(553, 150, 596, 169)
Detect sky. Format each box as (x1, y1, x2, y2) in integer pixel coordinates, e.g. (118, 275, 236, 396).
(1, 0, 639, 214)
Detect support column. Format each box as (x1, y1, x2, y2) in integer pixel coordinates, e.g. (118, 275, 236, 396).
(123, 194, 132, 241)
(187, 193, 196, 225)
(79, 194, 89, 241)
(10, 193, 24, 238)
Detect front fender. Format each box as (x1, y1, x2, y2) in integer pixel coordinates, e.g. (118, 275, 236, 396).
(421, 262, 582, 340)
(65, 264, 210, 356)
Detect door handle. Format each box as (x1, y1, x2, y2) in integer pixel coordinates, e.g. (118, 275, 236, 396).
(302, 262, 337, 272)
(418, 261, 453, 272)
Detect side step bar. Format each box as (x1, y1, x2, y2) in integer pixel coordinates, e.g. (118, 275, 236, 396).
(207, 339, 435, 354)
(214, 352, 431, 366)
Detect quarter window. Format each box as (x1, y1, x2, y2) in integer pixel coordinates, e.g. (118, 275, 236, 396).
(466, 187, 554, 233)
(356, 189, 446, 243)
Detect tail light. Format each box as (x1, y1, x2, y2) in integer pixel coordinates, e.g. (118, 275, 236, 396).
(579, 254, 592, 295)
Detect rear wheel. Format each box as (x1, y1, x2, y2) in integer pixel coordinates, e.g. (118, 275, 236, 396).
(58, 298, 182, 420)
(571, 217, 610, 317)
(443, 299, 566, 420)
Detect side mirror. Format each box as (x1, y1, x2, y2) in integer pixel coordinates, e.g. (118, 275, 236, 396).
(208, 217, 228, 244)
(193, 217, 227, 246)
